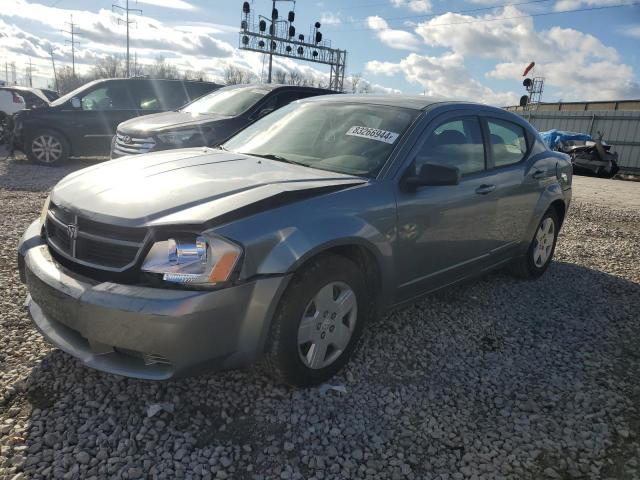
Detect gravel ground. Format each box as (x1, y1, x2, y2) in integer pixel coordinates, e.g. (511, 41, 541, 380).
(1, 157, 639, 480)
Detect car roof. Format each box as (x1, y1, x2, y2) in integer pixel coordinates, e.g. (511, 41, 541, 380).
(224, 83, 337, 93)
(300, 93, 500, 112)
(95, 77, 220, 86)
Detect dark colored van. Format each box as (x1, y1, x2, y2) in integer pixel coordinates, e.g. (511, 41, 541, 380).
(111, 84, 336, 158)
(13, 78, 220, 164)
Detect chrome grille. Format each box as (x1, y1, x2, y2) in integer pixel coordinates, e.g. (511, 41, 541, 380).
(45, 203, 148, 272)
(113, 132, 156, 156)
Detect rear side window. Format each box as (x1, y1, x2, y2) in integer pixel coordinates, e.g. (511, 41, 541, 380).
(81, 83, 135, 110)
(152, 82, 189, 110)
(487, 118, 527, 167)
(416, 117, 486, 176)
(185, 83, 218, 102)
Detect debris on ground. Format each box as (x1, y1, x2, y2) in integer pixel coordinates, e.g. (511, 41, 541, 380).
(540, 129, 620, 178)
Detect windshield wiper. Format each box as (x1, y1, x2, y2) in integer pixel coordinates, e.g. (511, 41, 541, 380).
(244, 153, 304, 166)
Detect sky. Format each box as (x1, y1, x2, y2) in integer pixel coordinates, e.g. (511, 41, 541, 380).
(0, 0, 639, 105)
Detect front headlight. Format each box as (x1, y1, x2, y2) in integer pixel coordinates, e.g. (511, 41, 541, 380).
(40, 195, 50, 226)
(141, 234, 241, 287)
(156, 129, 200, 146)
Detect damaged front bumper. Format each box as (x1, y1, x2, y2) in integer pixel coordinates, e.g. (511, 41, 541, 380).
(17, 219, 290, 380)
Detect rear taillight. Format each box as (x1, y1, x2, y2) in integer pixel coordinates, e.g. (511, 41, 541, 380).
(12, 93, 22, 104)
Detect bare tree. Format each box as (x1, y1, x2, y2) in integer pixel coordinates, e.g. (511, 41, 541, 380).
(359, 82, 372, 94)
(57, 66, 84, 94)
(145, 56, 180, 79)
(222, 65, 256, 85)
(350, 73, 362, 93)
(183, 69, 208, 82)
(273, 70, 288, 84)
(92, 55, 126, 79)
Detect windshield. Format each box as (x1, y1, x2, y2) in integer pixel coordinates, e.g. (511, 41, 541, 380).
(50, 79, 101, 107)
(224, 101, 419, 177)
(181, 86, 269, 116)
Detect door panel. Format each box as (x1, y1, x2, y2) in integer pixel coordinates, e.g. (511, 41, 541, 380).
(74, 82, 140, 156)
(482, 116, 539, 254)
(394, 115, 497, 301)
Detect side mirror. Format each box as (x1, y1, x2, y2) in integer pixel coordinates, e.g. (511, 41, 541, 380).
(70, 97, 81, 109)
(402, 162, 460, 191)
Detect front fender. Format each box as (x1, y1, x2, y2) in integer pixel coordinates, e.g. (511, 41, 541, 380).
(214, 182, 397, 309)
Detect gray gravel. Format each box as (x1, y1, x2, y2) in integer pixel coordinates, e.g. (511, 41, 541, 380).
(1, 156, 639, 480)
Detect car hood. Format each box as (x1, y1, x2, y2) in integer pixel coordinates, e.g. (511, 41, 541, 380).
(50, 148, 366, 227)
(118, 111, 229, 134)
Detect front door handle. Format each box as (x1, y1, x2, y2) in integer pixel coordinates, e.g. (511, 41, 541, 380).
(532, 169, 546, 179)
(475, 184, 496, 195)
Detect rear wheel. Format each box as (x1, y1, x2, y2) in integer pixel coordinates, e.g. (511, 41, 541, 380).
(264, 254, 368, 387)
(509, 209, 559, 279)
(26, 130, 69, 165)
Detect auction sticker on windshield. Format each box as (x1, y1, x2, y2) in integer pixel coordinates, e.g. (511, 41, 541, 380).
(346, 126, 399, 144)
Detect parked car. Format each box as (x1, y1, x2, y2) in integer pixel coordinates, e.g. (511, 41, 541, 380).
(0, 86, 57, 109)
(13, 78, 220, 164)
(18, 95, 572, 386)
(0, 89, 26, 117)
(111, 84, 336, 158)
(0, 90, 25, 146)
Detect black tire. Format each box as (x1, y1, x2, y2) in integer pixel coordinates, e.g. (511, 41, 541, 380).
(509, 208, 560, 279)
(263, 254, 369, 387)
(25, 129, 69, 165)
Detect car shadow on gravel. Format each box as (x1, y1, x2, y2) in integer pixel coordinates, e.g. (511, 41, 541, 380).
(11, 260, 640, 479)
(0, 156, 104, 191)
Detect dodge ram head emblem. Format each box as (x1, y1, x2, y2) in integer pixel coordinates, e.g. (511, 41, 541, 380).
(122, 135, 133, 145)
(66, 223, 78, 240)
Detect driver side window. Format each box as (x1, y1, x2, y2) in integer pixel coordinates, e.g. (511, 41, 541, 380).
(416, 117, 486, 176)
(81, 87, 111, 111)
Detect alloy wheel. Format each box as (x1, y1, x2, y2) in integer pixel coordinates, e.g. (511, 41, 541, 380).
(533, 217, 555, 267)
(31, 135, 63, 163)
(297, 281, 357, 369)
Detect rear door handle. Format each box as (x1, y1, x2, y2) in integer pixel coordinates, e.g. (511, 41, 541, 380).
(532, 169, 546, 179)
(475, 184, 496, 195)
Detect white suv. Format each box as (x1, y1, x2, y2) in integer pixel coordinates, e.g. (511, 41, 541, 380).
(0, 89, 25, 117)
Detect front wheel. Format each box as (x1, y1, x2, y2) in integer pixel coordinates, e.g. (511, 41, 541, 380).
(26, 130, 69, 165)
(509, 209, 559, 279)
(264, 254, 368, 387)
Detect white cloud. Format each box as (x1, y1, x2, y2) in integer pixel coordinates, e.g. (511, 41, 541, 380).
(621, 25, 640, 38)
(0, 0, 391, 93)
(553, 0, 629, 11)
(412, 6, 639, 101)
(320, 12, 341, 26)
(390, 0, 432, 13)
(366, 15, 421, 51)
(366, 52, 519, 105)
(134, 0, 197, 10)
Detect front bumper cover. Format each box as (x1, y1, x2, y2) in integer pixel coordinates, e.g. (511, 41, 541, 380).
(18, 219, 290, 380)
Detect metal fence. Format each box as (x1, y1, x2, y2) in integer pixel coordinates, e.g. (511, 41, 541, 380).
(514, 110, 640, 172)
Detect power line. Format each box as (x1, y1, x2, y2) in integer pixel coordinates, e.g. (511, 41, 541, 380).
(113, 0, 142, 78)
(336, 0, 553, 23)
(331, 0, 640, 32)
(62, 14, 80, 76)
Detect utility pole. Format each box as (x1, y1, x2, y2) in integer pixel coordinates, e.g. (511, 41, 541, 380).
(267, 0, 275, 83)
(50, 48, 59, 92)
(63, 14, 80, 76)
(25, 58, 33, 87)
(113, 0, 142, 78)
